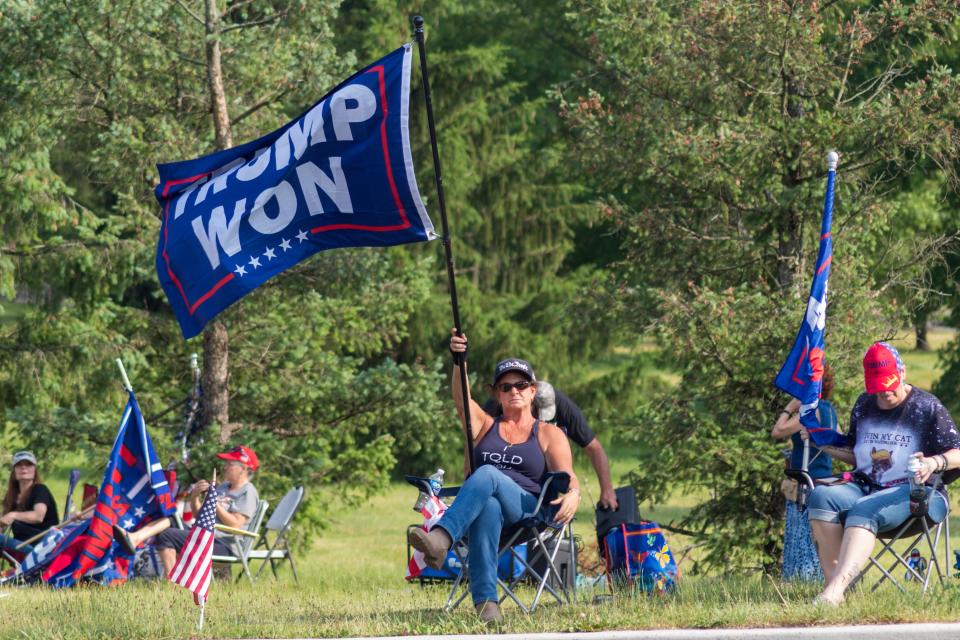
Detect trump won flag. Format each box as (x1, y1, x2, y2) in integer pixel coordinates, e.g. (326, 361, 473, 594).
(156, 45, 436, 339)
(774, 152, 845, 448)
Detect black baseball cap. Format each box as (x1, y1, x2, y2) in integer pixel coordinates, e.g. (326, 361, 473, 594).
(492, 358, 536, 385)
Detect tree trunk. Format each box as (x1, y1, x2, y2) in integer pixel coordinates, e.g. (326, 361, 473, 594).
(776, 206, 801, 291)
(202, 0, 236, 444)
(916, 319, 930, 352)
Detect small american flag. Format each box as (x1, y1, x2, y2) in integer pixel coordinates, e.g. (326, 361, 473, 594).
(168, 483, 218, 605)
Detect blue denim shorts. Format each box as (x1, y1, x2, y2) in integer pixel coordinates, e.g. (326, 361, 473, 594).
(807, 481, 948, 534)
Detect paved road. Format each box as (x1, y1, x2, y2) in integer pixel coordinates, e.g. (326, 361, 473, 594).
(331, 623, 960, 640)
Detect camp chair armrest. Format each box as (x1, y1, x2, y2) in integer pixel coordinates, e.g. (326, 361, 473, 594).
(214, 524, 259, 538)
(784, 468, 815, 491)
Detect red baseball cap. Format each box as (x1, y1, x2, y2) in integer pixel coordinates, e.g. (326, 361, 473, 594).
(863, 342, 904, 394)
(216, 445, 259, 471)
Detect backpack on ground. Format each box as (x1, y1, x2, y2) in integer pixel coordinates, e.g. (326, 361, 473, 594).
(602, 521, 679, 594)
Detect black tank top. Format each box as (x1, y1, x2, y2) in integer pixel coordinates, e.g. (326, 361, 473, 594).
(473, 418, 547, 495)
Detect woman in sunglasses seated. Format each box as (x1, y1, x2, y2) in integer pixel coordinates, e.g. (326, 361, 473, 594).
(408, 329, 580, 623)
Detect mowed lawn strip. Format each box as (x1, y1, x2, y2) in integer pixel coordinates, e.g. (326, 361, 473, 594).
(5, 481, 960, 639)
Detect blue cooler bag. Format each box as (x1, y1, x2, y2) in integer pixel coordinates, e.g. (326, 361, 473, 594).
(603, 522, 678, 593)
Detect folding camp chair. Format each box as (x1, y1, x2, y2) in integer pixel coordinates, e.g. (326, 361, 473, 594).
(211, 499, 269, 584)
(850, 470, 958, 594)
(250, 486, 304, 583)
(407, 471, 576, 613)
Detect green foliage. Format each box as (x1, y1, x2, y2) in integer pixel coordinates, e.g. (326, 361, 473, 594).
(562, 0, 960, 571)
(0, 0, 454, 540)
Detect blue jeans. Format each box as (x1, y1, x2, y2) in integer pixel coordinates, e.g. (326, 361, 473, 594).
(0, 533, 33, 554)
(808, 482, 948, 534)
(432, 465, 539, 605)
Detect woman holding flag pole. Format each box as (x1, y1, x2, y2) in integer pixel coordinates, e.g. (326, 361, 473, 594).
(771, 363, 839, 581)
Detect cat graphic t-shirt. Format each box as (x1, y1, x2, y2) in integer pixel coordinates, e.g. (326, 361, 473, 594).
(848, 387, 960, 488)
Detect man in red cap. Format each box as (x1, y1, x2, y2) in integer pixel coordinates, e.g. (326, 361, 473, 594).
(113, 445, 260, 575)
(806, 342, 960, 605)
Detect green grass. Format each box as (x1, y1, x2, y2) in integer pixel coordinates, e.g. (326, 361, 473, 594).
(891, 326, 955, 391)
(4, 326, 960, 637)
(6, 477, 960, 639)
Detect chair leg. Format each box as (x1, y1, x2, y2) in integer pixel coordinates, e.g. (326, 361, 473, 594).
(444, 543, 470, 613)
(569, 523, 577, 601)
(286, 548, 299, 584)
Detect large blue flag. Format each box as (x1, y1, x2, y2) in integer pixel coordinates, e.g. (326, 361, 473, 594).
(774, 152, 844, 448)
(155, 44, 436, 338)
(6, 391, 177, 587)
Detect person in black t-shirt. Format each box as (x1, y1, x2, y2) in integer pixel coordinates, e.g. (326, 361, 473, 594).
(483, 381, 618, 509)
(1, 450, 59, 553)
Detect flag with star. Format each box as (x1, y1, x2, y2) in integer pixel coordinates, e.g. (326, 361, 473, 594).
(774, 152, 846, 448)
(169, 482, 218, 605)
(155, 44, 436, 339)
(21, 390, 177, 587)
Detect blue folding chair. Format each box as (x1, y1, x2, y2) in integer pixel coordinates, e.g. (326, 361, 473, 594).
(406, 471, 576, 613)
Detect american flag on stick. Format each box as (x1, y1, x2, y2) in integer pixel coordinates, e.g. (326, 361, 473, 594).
(169, 477, 218, 607)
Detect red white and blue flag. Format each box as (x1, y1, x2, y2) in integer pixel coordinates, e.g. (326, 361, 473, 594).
(774, 154, 845, 447)
(405, 494, 447, 580)
(169, 482, 218, 605)
(4, 391, 176, 587)
(155, 44, 436, 339)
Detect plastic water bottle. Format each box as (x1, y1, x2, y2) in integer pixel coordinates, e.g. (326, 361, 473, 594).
(413, 468, 445, 512)
(428, 468, 445, 495)
(908, 456, 925, 516)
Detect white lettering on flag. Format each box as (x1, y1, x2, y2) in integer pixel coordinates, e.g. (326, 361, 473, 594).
(330, 85, 377, 141)
(297, 158, 353, 216)
(237, 147, 271, 183)
(192, 199, 246, 269)
(195, 158, 245, 206)
(126, 473, 150, 501)
(276, 100, 327, 170)
(249, 181, 298, 234)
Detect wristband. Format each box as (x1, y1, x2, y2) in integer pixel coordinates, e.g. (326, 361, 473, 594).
(780, 410, 792, 418)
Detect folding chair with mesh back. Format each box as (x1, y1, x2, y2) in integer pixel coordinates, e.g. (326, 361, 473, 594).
(407, 471, 576, 613)
(250, 486, 304, 583)
(211, 498, 269, 584)
(850, 469, 958, 594)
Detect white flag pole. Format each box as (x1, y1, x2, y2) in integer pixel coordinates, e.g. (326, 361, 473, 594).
(115, 358, 133, 392)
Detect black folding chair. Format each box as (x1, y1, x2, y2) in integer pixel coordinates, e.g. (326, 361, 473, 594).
(407, 471, 576, 613)
(850, 470, 958, 594)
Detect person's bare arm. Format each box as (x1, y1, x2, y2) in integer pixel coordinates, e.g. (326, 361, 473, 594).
(215, 502, 250, 529)
(0, 502, 47, 526)
(583, 438, 617, 510)
(771, 398, 803, 440)
(817, 444, 856, 465)
(542, 424, 580, 524)
(449, 329, 492, 441)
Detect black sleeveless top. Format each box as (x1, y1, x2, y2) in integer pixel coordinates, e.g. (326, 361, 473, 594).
(473, 418, 547, 495)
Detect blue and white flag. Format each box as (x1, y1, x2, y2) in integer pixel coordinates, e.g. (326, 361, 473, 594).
(155, 45, 436, 338)
(774, 153, 844, 447)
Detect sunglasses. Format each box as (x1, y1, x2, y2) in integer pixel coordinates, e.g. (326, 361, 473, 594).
(495, 381, 533, 393)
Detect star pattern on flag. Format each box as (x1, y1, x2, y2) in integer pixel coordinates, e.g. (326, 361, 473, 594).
(279, 238, 291, 252)
(263, 247, 276, 260)
(121, 518, 135, 530)
(134, 506, 145, 518)
(296, 229, 308, 243)
(248, 256, 261, 269)
(234, 264, 247, 277)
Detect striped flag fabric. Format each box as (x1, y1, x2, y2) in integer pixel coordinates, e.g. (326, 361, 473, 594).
(405, 494, 448, 579)
(169, 482, 218, 604)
